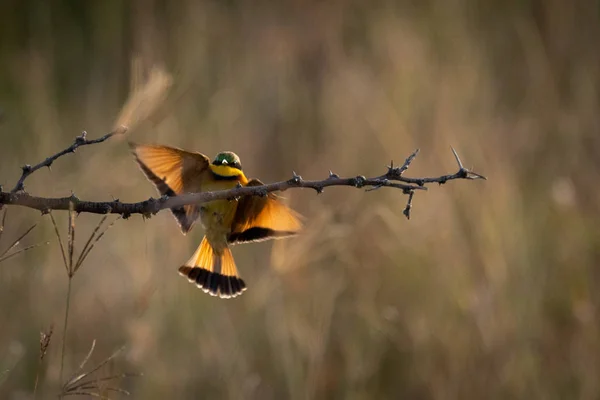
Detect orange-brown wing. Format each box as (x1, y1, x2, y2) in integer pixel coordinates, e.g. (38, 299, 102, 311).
(228, 179, 303, 244)
(129, 142, 210, 233)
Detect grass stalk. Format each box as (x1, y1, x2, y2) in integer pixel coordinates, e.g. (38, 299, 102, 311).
(59, 277, 73, 386)
(33, 325, 53, 399)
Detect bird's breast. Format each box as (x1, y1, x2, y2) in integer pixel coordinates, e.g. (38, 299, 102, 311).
(199, 179, 241, 236)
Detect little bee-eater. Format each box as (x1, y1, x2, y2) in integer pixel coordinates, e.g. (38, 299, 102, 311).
(130, 143, 302, 299)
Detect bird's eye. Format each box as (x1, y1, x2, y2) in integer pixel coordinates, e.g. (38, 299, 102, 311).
(222, 159, 228, 165)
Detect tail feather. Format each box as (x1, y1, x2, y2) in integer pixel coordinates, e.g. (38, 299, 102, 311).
(178, 237, 247, 298)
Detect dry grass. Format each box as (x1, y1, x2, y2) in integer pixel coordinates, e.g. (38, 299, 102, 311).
(0, 1, 599, 399)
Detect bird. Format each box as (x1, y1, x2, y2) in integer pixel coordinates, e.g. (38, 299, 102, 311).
(129, 142, 303, 299)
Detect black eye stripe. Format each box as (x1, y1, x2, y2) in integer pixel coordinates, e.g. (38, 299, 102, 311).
(212, 156, 241, 169)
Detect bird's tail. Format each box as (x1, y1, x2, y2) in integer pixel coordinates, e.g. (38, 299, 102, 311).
(178, 236, 247, 298)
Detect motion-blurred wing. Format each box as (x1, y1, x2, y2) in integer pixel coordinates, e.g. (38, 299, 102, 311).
(129, 142, 210, 233)
(228, 179, 303, 244)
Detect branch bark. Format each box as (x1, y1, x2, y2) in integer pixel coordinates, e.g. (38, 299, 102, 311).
(0, 130, 486, 220)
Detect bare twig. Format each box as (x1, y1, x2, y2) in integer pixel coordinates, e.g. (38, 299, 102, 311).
(0, 128, 485, 220)
(11, 127, 127, 193)
(0, 148, 485, 219)
(403, 190, 415, 220)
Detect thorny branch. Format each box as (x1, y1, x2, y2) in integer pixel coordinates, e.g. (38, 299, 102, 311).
(0, 130, 486, 220)
(10, 127, 127, 193)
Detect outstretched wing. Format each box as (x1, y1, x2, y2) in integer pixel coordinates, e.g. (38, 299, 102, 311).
(129, 142, 210, 233)
(228, 179, 303, 244)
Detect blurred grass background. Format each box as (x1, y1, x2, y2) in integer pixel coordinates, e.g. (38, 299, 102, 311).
(1, 0, 599, 399)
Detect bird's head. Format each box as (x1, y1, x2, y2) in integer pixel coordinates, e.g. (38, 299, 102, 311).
(212, 151, 242, 170)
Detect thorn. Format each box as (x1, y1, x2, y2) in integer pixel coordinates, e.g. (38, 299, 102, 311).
(236, 182, 243, 188)
(467, 171, 488, 180)
(21, 164, 32, 173)
(316, 187, 323, 194)
(451, 146, 464, 170)
(40, 208, 50, 215)
(450, 147, 487, 180)
(290, 171, 302, 184)
(74, 137, 85, 147)
(387, 162, 394, 174)
(394, 149, 420, 176)
(76, 131, 87, 144)
(328, 171, 339, 179)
